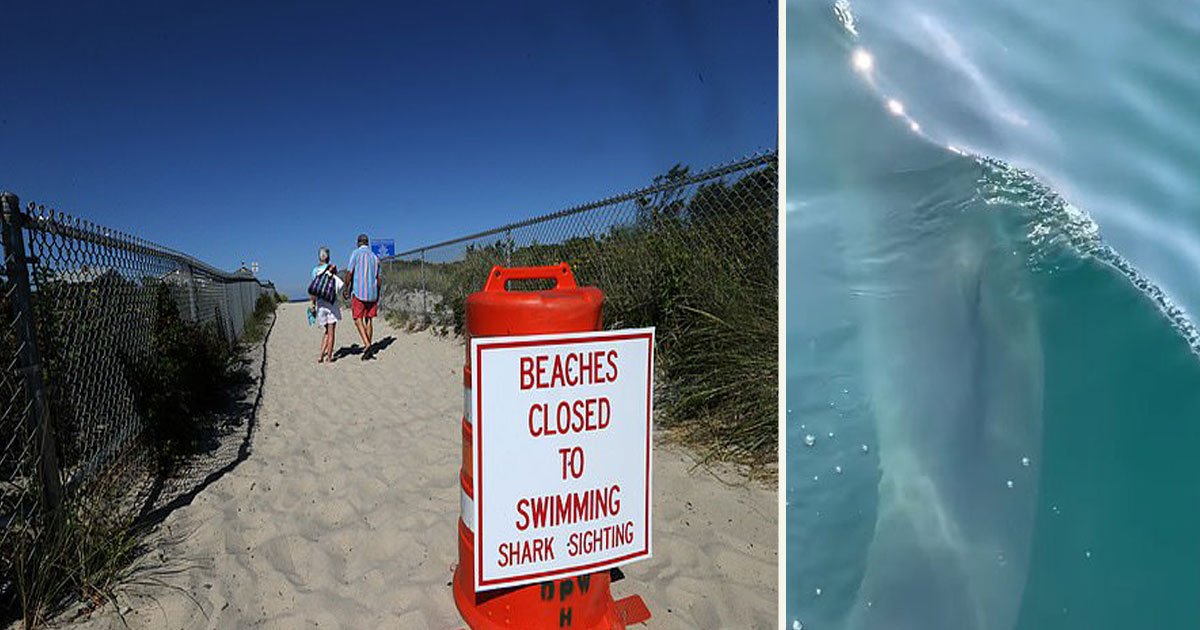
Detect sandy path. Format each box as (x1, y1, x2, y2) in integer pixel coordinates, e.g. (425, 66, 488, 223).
(73, 303, 776, 629)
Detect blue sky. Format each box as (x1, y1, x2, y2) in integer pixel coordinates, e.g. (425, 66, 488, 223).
(1, 1, 776, 297)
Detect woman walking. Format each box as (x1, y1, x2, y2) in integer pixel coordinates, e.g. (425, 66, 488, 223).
(309, 246, 345, 364)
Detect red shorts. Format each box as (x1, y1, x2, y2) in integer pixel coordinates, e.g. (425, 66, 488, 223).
(351, 297, 378, 320)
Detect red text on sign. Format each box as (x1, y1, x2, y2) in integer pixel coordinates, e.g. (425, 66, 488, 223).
(519, 350, 619, 390)
(497, 536, 555, 567)
(568, 520, 635, 556)
(514, 484, 622, 531)
(528, 397, 611, 437)
(558, 446, 584, 479)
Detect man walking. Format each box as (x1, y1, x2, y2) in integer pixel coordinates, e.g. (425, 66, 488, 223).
(344, 233, 381, 360)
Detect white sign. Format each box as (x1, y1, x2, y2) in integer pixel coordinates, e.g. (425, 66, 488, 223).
(471, 328, 654, 591)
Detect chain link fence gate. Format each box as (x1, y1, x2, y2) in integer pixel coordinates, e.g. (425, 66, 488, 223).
(0, 192, 276, 618)
(380, 150, 779, 475)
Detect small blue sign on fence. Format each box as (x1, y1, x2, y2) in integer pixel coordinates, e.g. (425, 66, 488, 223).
(371, 239, 395, 259)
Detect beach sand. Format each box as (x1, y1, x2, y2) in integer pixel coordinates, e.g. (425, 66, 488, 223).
(72, 303, 776, 629)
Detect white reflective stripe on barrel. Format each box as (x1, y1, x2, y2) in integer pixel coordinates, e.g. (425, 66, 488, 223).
(461, 485, 475, 532)
(463, 386, 472, 426)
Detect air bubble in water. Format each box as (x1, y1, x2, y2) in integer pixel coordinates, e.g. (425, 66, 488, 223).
(815, 587, 822, 596)
(1085, 550, 1091, 558)
(793, 621, 802, 630)
(861, 444, 870, 453)
(813, 475, 820, 482)
(828, 431, 835, 438)
(835, 465, 843, 474)
(1006, 480, 1014, 489)
(804, 434, 816, 447)
(1021, 456, 1030, 467)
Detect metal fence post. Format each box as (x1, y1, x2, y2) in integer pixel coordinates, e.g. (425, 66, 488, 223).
(1, 192, 64, 520)
(183, 263, 198, 322)
(420, 249, 427, 318)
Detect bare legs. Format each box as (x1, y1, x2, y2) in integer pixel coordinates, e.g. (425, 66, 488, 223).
(353, 317, 373, 356)
(319, 322, 336, 363)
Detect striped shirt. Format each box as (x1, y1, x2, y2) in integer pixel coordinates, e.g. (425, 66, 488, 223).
(346, 245, 380, 302)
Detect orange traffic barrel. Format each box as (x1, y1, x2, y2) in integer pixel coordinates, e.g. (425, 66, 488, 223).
(453, 263, 650, 629)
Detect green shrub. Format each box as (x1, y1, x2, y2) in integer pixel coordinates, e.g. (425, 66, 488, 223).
(120, 284, 241, 472)
(2, 281, 257, 627)
(241, 293, 278, 344)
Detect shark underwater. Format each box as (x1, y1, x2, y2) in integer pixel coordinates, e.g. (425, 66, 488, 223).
(842, 153, 1045, 630)
(848, 52, 1044, 630)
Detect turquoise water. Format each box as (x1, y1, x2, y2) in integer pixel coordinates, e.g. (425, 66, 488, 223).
(786, 1, 1200, 628)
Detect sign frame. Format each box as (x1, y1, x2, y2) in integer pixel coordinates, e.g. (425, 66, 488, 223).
(471, 328, 655, 591)
(370, 238, 395, 258)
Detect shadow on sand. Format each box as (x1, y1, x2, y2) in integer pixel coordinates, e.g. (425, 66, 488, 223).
(332, 335, 396, 361)
(133, 314, 275, 531)
(331, 343, 364, 361)
(367, 335, 396, 359)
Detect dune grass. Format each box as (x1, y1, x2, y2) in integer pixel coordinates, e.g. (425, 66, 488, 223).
(242, 293, 279, 345)
(10, 485, 140, 628)
(381, 163, 778, 477)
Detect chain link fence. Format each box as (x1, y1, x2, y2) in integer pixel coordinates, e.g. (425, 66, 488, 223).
(0, 192, 275, 620)
(381, 151, 779, 474)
